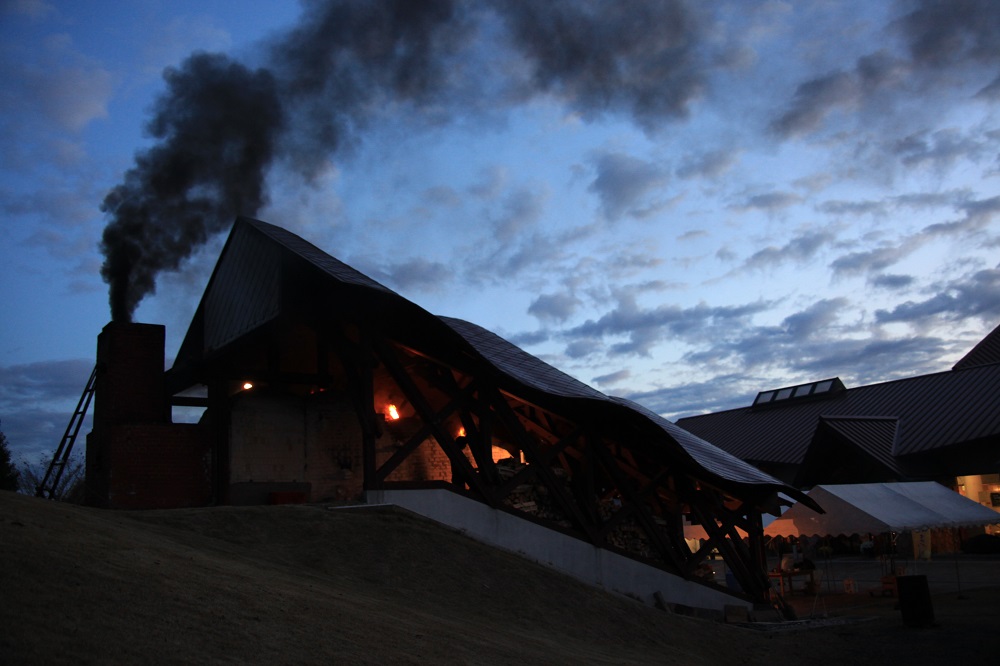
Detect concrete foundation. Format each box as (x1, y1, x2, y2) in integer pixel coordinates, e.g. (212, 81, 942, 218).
(366, 487, 748, 613)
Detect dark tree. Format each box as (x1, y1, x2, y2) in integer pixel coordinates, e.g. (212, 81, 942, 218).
(0, 425, 19, 491)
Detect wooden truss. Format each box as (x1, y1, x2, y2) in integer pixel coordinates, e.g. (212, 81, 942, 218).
(329, 325, 777, 605)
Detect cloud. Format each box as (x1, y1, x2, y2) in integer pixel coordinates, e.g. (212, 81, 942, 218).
(829, 242, 917, 277)
(491, 186, 547, 241)
(592, 368, 630, 387)
(894, 0, 1000, 69)
(385, 257, 453, 293)
(565, 289, 772, 357)
(676, 148, 739, 179)
(732, 191, 802, 212)
(869, 273, 915, 290)
(922, 194, 1000, 236)
(771, 69, 859, 137)
(771, 2, 1000, 140)
(626, 373, 754, 421)
(0, 358, 93, 459)
(496, 0, 707, 130)
(587, 151, 671, 221)
(875, 265, 1000, 324)
(741, 230, 835, 271)
(819, 199, 887, 216)
(1, 0, 54, 21)
(528, 292, 581, 324)
(892, 128, 998, 170)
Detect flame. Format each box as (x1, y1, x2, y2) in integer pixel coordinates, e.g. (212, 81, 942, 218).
(457, 427, 466, 437)
(386, 404, 400, 421)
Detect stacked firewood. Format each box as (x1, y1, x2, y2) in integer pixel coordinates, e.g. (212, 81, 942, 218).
(598, 498, 656, 559)
(496, 458, 571, 526)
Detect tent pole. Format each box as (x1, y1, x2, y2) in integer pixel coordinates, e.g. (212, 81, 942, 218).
(953, 527, 965, 599)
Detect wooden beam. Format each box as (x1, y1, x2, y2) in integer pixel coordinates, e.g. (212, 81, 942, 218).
(327, 326, 379, 491)
(483, 384, 599, 542)
(591, 437, 687, 572)
(372, 338, 496, 507)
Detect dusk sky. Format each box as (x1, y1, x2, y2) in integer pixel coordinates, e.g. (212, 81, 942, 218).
(2, 0, 999, 462)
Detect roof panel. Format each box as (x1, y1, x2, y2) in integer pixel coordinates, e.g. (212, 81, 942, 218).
(678, 362, 1000, 464)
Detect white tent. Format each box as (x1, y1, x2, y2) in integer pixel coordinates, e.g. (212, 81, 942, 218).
(765, 482, 1000, 537)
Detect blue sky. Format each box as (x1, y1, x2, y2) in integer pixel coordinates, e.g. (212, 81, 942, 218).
(2, 0, 999, 462)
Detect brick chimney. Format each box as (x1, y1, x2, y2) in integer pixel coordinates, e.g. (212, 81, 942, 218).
(86, 322, 212, 509)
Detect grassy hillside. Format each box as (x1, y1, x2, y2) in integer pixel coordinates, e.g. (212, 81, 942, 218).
(1, 492, 994, 664)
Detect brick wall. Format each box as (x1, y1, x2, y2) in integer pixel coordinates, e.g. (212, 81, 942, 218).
(104, 423, 212, 509)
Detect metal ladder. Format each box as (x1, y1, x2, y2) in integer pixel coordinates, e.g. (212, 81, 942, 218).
(36, 365, 97, 499)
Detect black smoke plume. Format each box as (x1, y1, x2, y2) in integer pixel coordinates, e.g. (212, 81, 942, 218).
(100, 0, 703, 321)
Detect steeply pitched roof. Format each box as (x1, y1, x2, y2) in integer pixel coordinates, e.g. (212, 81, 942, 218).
(171, 217, 804, 499)
(677, 324, 1000, 473)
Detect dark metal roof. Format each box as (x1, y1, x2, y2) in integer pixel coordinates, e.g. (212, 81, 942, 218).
(953, 322, 1000, 370)
(677, 359, 1000, 466)
(439, 316, 607, 401)
(248, 218, 396, 294)
(610, 397, 790, 487)
(440, 316, 791, 488)
(819, 416, 902, 475)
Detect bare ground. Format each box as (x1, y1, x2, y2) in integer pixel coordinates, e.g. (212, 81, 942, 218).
(1, 491, 996, 664)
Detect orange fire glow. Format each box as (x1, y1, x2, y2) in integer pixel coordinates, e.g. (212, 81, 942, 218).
(386, 404, 400, 421)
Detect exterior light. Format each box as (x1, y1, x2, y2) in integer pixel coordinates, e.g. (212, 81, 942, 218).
(242, 382, 254, 390)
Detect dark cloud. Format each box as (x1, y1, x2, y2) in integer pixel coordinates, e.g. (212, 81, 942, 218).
(0, 359, 93, 459)
(592, 368, 630, 387)
(385, 257, 453, 293)
(819, 199, 887, 216)
(588, 151, 671, 221)
(782, 298, 848, 338)
(675, 148, 739, 179)
(875, 265, 1000, 324)
(869, 273, 916, 290)
(922, 194, 1000, 236)
(420, 185, 463, 209)
(733, 191, 802, 212)
(565, 338, 602, 359)
(496, 0, 706, 130)
(528, 292, 581, 324)
(895, 0, 1000, 68)
(566, 290, 771, 357)
(771, 70, 858, 137)
(829, 242, 916, 277)
(773, 1, 1000, 139)
(491, 186, 547, 241)
(742, 230, 835, 271)
(892, 128, 996, 170)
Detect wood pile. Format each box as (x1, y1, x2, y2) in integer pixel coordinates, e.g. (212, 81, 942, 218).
(496, 458, 570, 526)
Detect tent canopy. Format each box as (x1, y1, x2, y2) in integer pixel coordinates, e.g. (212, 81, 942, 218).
(765, 482, 1000, 537)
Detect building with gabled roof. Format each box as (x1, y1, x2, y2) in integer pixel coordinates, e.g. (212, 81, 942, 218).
(676, 324, 1000, 515)
(86, 217, 817, 612)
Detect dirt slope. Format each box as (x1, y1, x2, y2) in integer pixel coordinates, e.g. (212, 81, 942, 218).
(0, 492, 994, 664)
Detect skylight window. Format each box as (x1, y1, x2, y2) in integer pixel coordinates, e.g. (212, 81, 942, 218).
(752, 377, 846, 408)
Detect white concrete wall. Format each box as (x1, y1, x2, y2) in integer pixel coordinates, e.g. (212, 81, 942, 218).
(366, 488, 748, 613)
